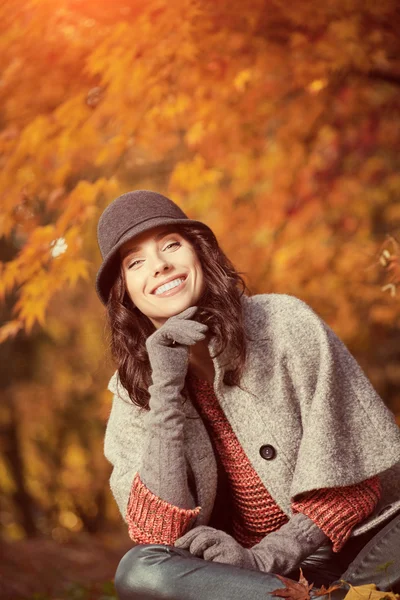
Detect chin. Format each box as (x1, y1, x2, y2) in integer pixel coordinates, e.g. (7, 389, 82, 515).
(167, 301, 193, 316)
(155, 300, 195, 321)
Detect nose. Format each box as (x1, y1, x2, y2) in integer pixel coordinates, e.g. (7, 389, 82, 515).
(150, 252, 171, 276)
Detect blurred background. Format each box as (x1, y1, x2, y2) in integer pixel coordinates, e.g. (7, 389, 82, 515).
(1, 0, 400, 597)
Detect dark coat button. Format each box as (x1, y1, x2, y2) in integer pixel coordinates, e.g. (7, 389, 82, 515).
(259, 444, 276, 460)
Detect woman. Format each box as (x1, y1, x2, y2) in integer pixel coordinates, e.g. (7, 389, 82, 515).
(96, 190, 400, 600)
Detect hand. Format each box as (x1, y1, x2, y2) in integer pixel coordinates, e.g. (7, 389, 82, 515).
(146, 306, 208, 389)
(175, 526, 259, 570)
(175, 515, 329, 575)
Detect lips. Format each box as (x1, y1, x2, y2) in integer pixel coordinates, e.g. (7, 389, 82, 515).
(151, 274, 187, 295)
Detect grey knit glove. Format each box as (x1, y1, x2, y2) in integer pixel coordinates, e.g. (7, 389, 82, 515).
(175, 526, 258, 569)
(139, 306, 208, 509)
(175, 514, 329, 574)
(146, 305, 208, 390)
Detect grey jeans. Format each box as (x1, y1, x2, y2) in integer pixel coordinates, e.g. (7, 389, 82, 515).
(115, 514, 400, 600)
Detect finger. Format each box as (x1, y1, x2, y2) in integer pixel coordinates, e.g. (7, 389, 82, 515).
(202, 544, 223, 562)
(174, 539, 189, 549)
(174, 526, 216, 548)
(174, 532, 196, 549)
(166, 321, 208, 340)
(157, 319, 207, 336)
(171, 320, 208, 336)
(209, 555, 232, 565)
(170, 330, 207, 346)
(162, 323, 208, 346)
(149, 326, 205, 349)
(156, 331, 205, 348)
(188, 533, 219, 557)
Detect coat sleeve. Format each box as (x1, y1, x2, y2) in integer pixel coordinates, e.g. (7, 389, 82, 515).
(281, 297, 400, 500)
(104, 373, 147, 519)
(104, 373, 200, 544)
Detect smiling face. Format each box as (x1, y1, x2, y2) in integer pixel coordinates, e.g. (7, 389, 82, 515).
(119, 225, 206, 328)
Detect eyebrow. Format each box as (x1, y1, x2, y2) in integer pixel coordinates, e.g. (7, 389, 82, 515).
(120, 229, 174, 261)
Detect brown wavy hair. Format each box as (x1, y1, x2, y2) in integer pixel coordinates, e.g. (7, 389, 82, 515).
(106, 223, 249, 409)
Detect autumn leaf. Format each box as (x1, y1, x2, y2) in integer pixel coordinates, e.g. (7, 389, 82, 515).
(0, 319, 23, 344)
(313, 583, 343, 597)
(272, 569, 313, 600)
(343, 583, 400, 600)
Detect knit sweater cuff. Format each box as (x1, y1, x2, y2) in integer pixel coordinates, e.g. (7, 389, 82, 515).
(292, 476, 382, 552)
(126, 473, 201, 545)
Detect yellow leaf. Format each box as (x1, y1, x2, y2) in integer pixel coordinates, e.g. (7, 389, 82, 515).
(307, 79, 328, 94)
(343, 583, 399, 600)
(186, 122, 206, 146)
(0, 320, 23, 344)
(234, 69, 252, 92)
(63, 259, 90, 286)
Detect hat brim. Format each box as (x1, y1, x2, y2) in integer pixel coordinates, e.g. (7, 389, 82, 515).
(95, 216, 213, 305)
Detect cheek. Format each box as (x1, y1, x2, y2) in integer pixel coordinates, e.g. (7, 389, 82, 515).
(125, 274, 142, 303)
(194, 259, 205, 292)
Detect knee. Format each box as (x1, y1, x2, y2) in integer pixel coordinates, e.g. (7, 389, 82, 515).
(115, 544, 174, 600)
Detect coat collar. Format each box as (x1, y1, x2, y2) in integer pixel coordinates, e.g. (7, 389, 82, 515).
(207, 294, 253, 394)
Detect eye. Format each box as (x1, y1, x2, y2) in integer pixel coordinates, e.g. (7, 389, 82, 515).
(163, 241, 181, 251)
(127, 258, 143, 269)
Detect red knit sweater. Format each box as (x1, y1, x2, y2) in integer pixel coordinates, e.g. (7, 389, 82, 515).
(126, 373, 381, 551)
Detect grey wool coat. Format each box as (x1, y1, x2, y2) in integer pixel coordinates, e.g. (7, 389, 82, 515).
(104, 293, 400, 538)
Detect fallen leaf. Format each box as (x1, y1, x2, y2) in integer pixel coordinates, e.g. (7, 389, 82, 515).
(313, 583, 343, 597)
(272, 569, 313, 600)
(343, 583, 399, 600)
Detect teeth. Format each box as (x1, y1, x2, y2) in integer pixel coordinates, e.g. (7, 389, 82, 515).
(154, 278, 185, 295)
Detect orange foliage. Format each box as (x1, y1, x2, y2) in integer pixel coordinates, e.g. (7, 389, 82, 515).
(0, 0, 400, 539)
(0, 0, 399, 337)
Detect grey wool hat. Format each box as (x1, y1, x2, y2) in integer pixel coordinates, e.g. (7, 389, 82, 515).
(96, 190, 213, 305)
